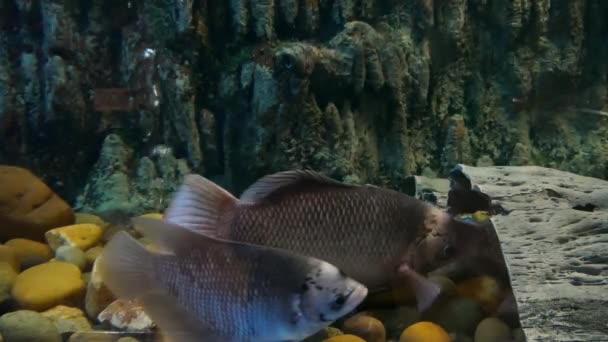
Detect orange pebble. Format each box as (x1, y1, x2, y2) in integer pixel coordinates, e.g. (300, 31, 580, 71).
(323, 334, 367, 342)
(399, 321, 450, 342)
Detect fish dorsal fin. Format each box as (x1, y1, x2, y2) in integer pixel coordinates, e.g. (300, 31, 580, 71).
(240, 170, 354, 203)
(163, 174, 238, 237)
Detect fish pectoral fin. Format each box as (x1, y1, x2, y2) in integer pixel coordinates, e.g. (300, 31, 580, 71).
(97, 231, 158, 299)
(239, 170, 355, 203)
(163, 174, 238, 237)
(397, 264, 441, 313)
(140, 291, 227, 342)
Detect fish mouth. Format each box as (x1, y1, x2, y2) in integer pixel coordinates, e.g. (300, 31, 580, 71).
(349, 285, 369, 307)
(318, 285, 369, 323)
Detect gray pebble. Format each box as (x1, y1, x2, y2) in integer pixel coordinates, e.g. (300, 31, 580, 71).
(55, 246, 87, 270)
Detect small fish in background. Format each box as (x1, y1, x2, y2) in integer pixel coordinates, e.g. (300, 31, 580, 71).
(163, 170, 502, 313)
(98, 218, 368, 342)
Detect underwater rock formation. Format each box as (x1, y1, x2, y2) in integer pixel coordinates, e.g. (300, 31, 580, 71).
(74, 134, 189, 218)
(0, 0, 606, 208)
(453, 164, 608, 341)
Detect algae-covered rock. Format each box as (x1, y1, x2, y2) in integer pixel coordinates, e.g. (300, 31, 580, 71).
(75, 134, 190, 218)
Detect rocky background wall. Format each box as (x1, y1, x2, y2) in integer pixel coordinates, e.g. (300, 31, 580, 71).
(0, 0, 607, 216)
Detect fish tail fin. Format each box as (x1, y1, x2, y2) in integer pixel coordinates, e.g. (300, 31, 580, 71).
(98, 231, 158, 299)
(164, 174, 238, 237)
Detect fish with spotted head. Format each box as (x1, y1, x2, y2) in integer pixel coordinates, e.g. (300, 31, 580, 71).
(98, 218, 368, 342)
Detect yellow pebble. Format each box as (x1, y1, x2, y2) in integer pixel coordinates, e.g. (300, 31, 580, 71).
(5, 238, 53, 269)
(139, 212, 164, 220)
(12, 261, 84, 311)
(324, 334, 366, 342)
(133, 213, 164, 236)
(472, 210, 490, 223)
(45, 223, 103, 251)
(0, 244, 21, 272)
(400, 321, 450, 342)
(456, 275, 504, 313)
(342, 313, 385, 342)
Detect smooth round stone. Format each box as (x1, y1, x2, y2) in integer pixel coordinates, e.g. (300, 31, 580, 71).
(370, 306, 419, 339)
(303, 327, 343, 341)
(0, 166, 74, 242)
(429, 275, 458, 298)
(68, 331, 113, 342)
(341, 314, 385, 342)
(400, 321, 450, 342)
(41, 305, 92, 334)
(0, 310, 61, 342)
(55, 246, 87, 270)
(0, 262, 17, 303)
(323, 334, 366, 342)
(84, 246, 104, 269)
(12, 261, 84, 311)
(456, 276, 504, 313)
(45, 224, 103, 251)
(0, 245, 21, 273)
(423, 297, 484, 335)
(449, 333, 474, 342)
(117, 338, 141, 342)
(5, 239, 53, 269)
(474, 317, 511, 342)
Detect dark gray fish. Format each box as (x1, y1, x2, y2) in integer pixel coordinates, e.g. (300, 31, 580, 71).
(98, 218, 367, 342)
(164, 170, 499, 312)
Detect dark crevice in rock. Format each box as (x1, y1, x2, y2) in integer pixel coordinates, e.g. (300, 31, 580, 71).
(572, 203, 597, 212)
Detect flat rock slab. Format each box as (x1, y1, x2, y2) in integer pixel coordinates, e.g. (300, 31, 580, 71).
(455, 165, 608, 341)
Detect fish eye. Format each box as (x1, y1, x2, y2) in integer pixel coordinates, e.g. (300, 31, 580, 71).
(331, 294, 346, 310)
(442, 244, 456, 258)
